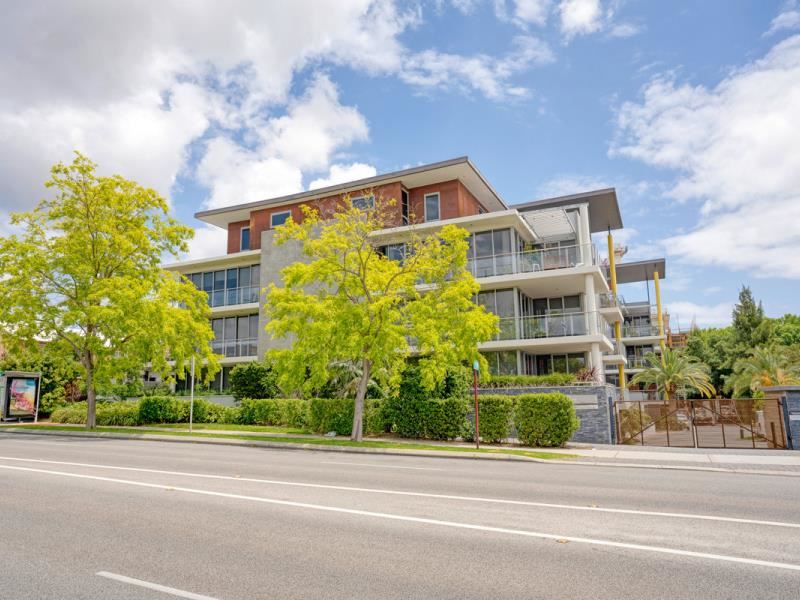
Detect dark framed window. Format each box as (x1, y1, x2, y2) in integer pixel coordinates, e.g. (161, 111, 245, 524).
(352, 195, 375, 210)
(270, 211, 291, 228)
(424, 192, 440, 222)
(240, 227, 250, 251)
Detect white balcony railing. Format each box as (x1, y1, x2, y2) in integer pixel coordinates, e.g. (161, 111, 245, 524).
(493, 311, 602, 341)
(467, 243, 597, 279)
(205, 285, 260, 308)
(212, 337, 258, 358)
(622, 323, 661, 338)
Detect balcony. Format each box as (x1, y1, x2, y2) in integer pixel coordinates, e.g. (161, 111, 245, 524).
(494, 311, 602, 341)
(467, 243, 597, 279)
(627, 356, 651, 369)
(205, 285, 260, 308)
(212, 338, 258, 358)
(598, 292, 625, 309)
(622, 323, 661, 338)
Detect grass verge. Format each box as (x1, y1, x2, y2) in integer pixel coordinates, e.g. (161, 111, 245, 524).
(145, 423, 308, 435)
(2, 424, 574, 460)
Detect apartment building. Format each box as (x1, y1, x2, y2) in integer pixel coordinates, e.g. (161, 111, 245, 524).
(164, 157, 666, 393)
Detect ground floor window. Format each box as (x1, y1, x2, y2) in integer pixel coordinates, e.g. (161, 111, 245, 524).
(481, 351, 518, 375)
(526, 352, 586, 375)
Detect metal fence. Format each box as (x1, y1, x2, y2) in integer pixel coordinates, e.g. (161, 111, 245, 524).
(615, 397, 787, 449)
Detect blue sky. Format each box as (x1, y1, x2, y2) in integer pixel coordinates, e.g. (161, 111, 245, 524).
(2, 1, 799, 327)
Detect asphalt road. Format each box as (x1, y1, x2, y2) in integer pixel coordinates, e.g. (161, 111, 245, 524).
(0, 433, 798, 599)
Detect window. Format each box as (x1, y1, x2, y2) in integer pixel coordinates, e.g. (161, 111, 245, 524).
(424, 193, 440, 222)
(187, 265, 260, 307)
(240, 227, 250, 251)
(401, 189, 409, 224)
(352, 195, 375, 210)
(270, 211, 291, 228)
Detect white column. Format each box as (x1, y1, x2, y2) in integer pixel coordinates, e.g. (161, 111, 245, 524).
(584, 273, 598, 335)
(577, 204, 592, 264)
(590, 343, 604, 384)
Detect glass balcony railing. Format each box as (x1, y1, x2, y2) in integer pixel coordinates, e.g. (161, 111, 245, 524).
(626, 356, 652, 369)
(211, 338, 258, 358)
(493, 311, 603, 341)
(622, 323, 661, 338)
(203, 285, 260, 308)
(467, 243, 597, 279)
(598, 292, 625, 309)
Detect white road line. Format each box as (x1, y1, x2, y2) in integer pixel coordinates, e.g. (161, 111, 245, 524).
(96, 571, 219, 599)
(322, 460, 445, 471)
(0, 455, 797, 530)
(3, 464, 800, 573)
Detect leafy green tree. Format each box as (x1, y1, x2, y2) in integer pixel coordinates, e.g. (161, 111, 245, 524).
(265, 197, 498, 441)
(773, 314, 800, 347)
(629, 348, 716, 400)
(229, 361, 280, 401)
(0, 153, 219, 428)
(730, 346, 800, 397)
(685, 326, 735, 392)
(731, 286, 769, 347)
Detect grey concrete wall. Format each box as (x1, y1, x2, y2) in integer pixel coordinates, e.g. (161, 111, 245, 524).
(478, 384, 618, 444)
(783, 389, 800, 450)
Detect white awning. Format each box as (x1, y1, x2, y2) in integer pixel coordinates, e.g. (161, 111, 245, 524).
(522, 208, 576, 241)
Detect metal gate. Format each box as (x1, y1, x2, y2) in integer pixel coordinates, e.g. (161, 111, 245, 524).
(615, 397, 787, 449)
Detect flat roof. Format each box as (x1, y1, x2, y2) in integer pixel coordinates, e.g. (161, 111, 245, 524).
(513, 188, 623, 233)
(615, 258, 666, 284)
(195, 156, 508, 229)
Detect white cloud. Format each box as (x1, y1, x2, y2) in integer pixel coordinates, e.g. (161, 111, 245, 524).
(559, 0, 603, 39)
(309, 163, 378, 190)
(185, 226, 231, 261)
(514, 0, 553, 26)
(765, 2, 800, 36)
(400, 35, 554, 100)
(612, 35, 800, 279)
(666, 301, 733, 329)
(608, 22, 642, 38)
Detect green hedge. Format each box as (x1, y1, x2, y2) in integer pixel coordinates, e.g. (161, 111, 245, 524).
(238, 399, 308, 428)
(308, 398, 386, 436)
(51, 401, 141, 427)
(138, 396, 189, 424)
(479, 373, 574, 388)
(383, 396, 469, 440)
(465, 395, 515, 443)
(514, 393, 579, 447)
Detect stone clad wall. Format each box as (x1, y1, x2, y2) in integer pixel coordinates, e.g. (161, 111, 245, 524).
(477, 385, 619, 445)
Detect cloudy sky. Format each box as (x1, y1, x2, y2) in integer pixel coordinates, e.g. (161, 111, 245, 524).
(2, 0, 799, 327)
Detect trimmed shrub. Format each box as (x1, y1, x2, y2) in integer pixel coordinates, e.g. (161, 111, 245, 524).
(463, 395, 514, 443)
(51, 402, 89, 424)
(307, 398, 385, 435)
(479, 373, 574, 388)
(238, 399, 309, 428)
(229, 362, 279, 401)
(138, 396, 189, 424)
(398, 362, 472, 401)
(383, 396, 469, 441)
(51, 401, 141, 426)
(514, 393, 579, 447)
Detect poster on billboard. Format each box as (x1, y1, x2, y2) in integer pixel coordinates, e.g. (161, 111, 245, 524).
(1, 372, 42, 421)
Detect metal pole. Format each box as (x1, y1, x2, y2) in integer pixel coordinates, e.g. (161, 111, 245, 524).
(473, 365, 480, 450)
(33, 375, 42, 424)
(189, 356, 195, 434)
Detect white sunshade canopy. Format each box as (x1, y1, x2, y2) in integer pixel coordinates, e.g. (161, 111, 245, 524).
(521, 208, 576, 241)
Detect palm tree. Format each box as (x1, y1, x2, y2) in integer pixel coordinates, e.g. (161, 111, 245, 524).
(730, 346, 800, 397)
(629, 348, 715, 400)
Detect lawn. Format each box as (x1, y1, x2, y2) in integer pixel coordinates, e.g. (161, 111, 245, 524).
(2, 424, 575, 460)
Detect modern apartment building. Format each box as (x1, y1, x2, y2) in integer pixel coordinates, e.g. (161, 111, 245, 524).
(164, 157, 667, 393)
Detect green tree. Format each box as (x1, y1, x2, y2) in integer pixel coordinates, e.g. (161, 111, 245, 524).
(265, 196, 498, 441)
(629, 348, 716, 400)
(730, 346, 800, 397)
(229, 361, 280, 401)
(731, 286, 768, 347)
(0, 153, 219, 428)
(773, 314, 800, 347)
(685, 326, 735, 392)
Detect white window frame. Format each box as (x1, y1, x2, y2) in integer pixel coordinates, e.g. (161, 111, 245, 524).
(270, 210, 291, 228)
(424, 192, 440, 222)
(351, 194, 375, 210)
(239, 226, 251, 251)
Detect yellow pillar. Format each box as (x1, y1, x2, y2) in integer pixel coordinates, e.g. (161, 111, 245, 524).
(607, 232, 625, 394)
(654, 270, 665, 355)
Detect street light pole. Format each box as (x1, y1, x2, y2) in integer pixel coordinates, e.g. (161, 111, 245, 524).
(189, 356, 195, 434)
(472, 359, 480, 450)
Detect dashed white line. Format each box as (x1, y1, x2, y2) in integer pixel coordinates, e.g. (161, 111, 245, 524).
(321, 460, 444, 471)
(96, 571, 219, 599)
(4, 464, 800, 573)
(0, 455, 797, 530)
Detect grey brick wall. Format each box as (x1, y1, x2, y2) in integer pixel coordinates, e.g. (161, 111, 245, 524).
(477, 385, 619, 444)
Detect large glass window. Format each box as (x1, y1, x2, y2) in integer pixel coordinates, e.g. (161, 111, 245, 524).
(531, 353, 586, 375)
(482, 351, 518, 376)
(188, 265, 260, 307)
(352, 195, 375, 210)
(210, 313, 259, 357)
(270, 211, 291, 228)
(424, 193, 440, 222)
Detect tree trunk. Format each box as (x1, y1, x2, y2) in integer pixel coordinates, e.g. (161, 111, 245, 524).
(351, 358, 372, 442)
(84, 357, 97, 430)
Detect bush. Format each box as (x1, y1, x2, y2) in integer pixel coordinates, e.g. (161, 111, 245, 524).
(307, 398, 385, 435)
(138, 396, 189, 424)
(383, 396, 469, 440)
(463, 395, 514, 443)
(51, 402, 89, 424)
(398, 361, 472, 401)
(229, 362, 279, 401)
(479, 373, 574, 388)
(50, 401, 141, 426)
(514, 393, 579, 447)
(238, 399, 309, 428)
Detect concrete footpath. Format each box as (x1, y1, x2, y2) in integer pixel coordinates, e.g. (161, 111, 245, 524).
(2, 425, 799, 475)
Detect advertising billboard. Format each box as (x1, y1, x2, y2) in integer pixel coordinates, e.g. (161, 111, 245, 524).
(1, 372, 41, 421)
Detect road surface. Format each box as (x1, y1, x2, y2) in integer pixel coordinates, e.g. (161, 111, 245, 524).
(0, 432, 798, 599)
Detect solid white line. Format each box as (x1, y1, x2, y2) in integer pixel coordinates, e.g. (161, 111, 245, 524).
(96, 571, 219, 600)
(4, 464, 800, 573)
(0, 455, 797, 530)
(321, 460, 444, 471)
